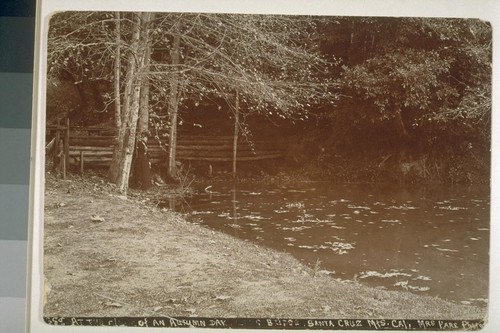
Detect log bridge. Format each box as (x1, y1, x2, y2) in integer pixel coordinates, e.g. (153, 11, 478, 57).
(46, 124, 288, 175)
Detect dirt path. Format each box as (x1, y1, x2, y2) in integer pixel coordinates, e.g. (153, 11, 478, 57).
(43, 174, 487, 320)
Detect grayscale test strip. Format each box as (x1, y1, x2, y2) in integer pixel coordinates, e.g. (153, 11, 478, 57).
(0, 0, 35, 332)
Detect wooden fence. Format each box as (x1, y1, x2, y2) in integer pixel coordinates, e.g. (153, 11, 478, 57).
(46, 121, 288, 175)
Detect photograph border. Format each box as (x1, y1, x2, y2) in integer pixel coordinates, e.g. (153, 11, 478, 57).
(27, 0, 500, 332)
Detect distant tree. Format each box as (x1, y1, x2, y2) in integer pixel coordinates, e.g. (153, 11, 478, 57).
(327, 17, 491, 151)
(47, 12, 116, 122)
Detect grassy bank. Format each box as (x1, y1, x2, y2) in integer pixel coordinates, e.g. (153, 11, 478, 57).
(43, 174, 487, 320)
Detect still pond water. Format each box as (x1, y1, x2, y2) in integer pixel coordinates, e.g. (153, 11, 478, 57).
(174, 182, 489, 307)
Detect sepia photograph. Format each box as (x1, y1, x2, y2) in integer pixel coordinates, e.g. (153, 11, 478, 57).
(40, 9, 490, 330)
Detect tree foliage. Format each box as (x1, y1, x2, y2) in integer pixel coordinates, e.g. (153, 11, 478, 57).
(47, 11, 338, 190)
(46, 13, 491, 185)
(324, 18, 491, 149)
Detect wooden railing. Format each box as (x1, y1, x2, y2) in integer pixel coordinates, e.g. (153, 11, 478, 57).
(46, 123, 288, 174)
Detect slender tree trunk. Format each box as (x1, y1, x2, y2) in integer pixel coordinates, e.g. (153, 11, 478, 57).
(395, 108, 408, 136)
(114, 13, 142, 192)
(110, 12, 152, 193)
(114, 12, 121, 129)
(232, 91, 239, 178)
(168, 27, 181, 180)
(134, 14, 153, 189)
(109, 11, 123, 182)
(137, 46, 150, 136)
(137, 13, 153, 136)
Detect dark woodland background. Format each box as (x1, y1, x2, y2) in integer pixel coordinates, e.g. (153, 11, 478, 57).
(46, 13, 491, 191)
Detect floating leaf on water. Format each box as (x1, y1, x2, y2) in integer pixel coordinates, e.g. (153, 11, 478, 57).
(243, 215, 268, 221)
(282, 226, 313, 231)
(330, 242, 355, 255)
(387, 204, 418, 210)
(348, 205, 371, 210)
(191, 211, 213, 215)
(314, 219, 333, 223)
(413, 275, 432, 281)
(436, 248, 459, 253)
(360, 271, 412, 279)
(437, 205, 466, 211)
(381, 219, 400, 223)
(394, 280, 409, 290)
(468, 298, 488, 304)
(285, 201, 305, 209)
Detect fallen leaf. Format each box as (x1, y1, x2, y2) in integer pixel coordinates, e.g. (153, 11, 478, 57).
(91, 215, 105, 223)
(215, 295, 232, 301)
(104, 302, 122, 308)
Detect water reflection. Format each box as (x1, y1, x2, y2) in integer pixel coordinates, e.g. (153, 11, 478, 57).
(173, 182, 489, 306)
